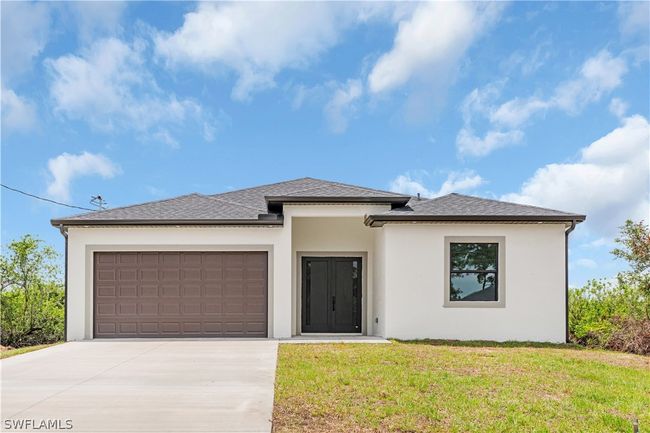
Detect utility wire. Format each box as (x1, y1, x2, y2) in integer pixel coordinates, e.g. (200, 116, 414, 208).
(1, 184, 95, 211)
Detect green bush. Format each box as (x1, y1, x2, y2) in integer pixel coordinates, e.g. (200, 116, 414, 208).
(1, 235, 64, 348)
(569, 279, 647, 349)
(569, 220, 650, 355)
(1, 283, 64, 347)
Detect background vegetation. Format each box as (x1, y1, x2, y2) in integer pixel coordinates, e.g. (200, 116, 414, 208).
(569, 220, 650, 355)
(1, 235, 64, 348)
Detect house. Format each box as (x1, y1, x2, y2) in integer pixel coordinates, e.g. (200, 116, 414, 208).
(51, 177, 585, 342)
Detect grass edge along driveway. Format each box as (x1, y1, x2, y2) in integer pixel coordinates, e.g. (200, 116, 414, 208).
(273, 340, 650, 433)
(0, 343, 62, 360)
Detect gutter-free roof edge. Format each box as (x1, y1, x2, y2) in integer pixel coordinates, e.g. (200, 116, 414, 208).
(364, 214, 586, 226)
(50, 217, 284, 227)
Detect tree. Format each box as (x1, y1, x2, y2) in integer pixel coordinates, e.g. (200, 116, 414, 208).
(611, 220, 650, 317)
(0, 235, 64, 347)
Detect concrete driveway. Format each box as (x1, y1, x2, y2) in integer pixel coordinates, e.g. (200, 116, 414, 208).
(1, 340, 278, 433)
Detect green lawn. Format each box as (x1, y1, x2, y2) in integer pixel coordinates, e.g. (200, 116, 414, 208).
(273, 341, 650, 433)
(0, 343, 61, 360)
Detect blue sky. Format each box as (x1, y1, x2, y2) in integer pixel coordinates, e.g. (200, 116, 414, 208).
(1, 1, 649, 287)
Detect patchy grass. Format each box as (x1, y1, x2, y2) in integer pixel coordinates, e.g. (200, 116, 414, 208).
(0, 343, 61, 360)
(273, 340, 650, 433)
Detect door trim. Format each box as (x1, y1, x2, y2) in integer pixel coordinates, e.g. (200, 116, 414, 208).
(296, 251, 367, 336)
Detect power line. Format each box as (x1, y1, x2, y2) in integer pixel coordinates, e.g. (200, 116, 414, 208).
(1, 184, 95, 211)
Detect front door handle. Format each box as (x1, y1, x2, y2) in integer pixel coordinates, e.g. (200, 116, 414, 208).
(332, 295, 336, 312)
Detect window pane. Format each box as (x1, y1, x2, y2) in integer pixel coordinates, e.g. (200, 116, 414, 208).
(450, 243, 497, 271)
(450, 272, 497, 301)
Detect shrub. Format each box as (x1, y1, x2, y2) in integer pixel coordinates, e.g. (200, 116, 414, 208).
(0, 235, 64, 347)
(569, 220, 650, 355)
(605, 317, 650, 355)
(569, 280, 646, 348)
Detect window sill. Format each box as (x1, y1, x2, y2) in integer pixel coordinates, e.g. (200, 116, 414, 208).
(443, 301, 506, 308)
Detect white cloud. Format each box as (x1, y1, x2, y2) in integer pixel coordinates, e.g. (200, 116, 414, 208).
(457, 50, 628, 156)
(580, 237, 614, 249)
(389, 173, 436, 198)
(502, 115, 650, 236)
(501, 41, 551, 76)
(0, 1, 51, 83)
(390, 170, 485, 198)
(608, 97, 628, 119)
(46, 152, 120, 201)
(324, 79, 363, 133)
(155, 3, 376, 101)
(66, 2, 127, 43)
(574, 258, 597, 269)
(494, 50, 627, 126)
(490, 97, 549, 128)
(456, 128, 523, 157)
(551, 50, 627, 114)
(436, 171, 485, 196)
(618, 2, 650, 38)
(46, 38, 210, 142)
(1, 86, 37, 133)
(152, 129, 179, 149)
(368, 2, 504, 94)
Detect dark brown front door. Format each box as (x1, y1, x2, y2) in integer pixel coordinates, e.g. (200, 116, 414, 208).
(301, 257, 362, 333)
(93, 251, 267, 338)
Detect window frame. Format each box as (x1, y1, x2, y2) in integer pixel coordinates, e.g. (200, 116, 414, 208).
(443, 236, 506, 308)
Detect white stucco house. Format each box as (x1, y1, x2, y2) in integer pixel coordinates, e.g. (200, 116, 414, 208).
(52, 177, 585, 343)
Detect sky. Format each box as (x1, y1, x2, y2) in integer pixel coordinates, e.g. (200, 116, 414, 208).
(1, 1, 649, 287)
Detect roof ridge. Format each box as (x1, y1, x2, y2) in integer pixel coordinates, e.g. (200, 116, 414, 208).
(442, 192, 579, 215)
(265, 184, 339, 196)
(201, 194, 267, 213)
(306, 176, 409, 196)
(210, 177, 313, 198)
(53, 193, 202, 220)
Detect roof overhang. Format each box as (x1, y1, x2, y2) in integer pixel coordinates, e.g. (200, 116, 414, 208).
(265, 195, 411, 206)
(364, 214, 586, 227)
(50, 215, 284, 227)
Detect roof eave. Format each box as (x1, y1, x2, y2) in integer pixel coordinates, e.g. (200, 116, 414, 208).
(364, 214, 587, 227)
(50, 217, 284, 227)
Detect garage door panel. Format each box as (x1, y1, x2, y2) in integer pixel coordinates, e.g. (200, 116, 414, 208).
(204, 284, 222, 297)
(119, 285, 137, 297)
(182, 269, 202, 280)
(97, 285, 115, 297)
(119, 253, 138, 265)
(161, 253, 180, 266)
(139, 303, 158, 315)
(182, 285, 201, 297)
(118, 303, 137, 315)
(140, 269, 158, 281)
(140, 285, 158, 297)
(97, 269, 116, 281)
(94, 251, 267, 338)
(161, 285, 180, 297)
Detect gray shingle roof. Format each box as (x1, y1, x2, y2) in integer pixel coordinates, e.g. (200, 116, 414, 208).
(50, 178, 585, 227)
(50, 177, 409, 226)
(365, 193, 586, 226)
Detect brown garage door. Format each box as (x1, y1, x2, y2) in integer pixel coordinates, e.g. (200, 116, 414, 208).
(93, 251, 268, 338)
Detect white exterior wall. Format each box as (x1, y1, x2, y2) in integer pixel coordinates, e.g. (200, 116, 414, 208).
(381, 223, 567, 342)
(66, 226, 290, 340)
(372, 229, 386, 336)
(65, 208, 567, 342)
(285, 204, 389, 336)
(291, 216, 377, 335)
(65, 204, 390, 341)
